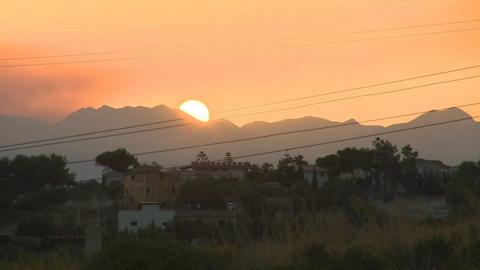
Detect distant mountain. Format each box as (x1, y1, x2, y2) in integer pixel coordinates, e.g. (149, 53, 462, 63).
(0, 106, 479, 180)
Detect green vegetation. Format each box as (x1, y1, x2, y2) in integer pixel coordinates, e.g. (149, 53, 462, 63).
(1, 141, 480, 269)
(95, 148, 139, 173)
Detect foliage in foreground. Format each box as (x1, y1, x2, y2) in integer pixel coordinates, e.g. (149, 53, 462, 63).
(88, 231, 227, 270)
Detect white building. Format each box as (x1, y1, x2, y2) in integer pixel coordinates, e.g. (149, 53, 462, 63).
(301, 165, 329, 187)
(118, 202, 175, 232)
(176, 161, 251, 182)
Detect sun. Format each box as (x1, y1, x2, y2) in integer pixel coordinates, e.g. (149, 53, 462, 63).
(179, 100, 210, 122)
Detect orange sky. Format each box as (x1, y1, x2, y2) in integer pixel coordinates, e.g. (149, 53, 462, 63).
(0, 0, 479, 125)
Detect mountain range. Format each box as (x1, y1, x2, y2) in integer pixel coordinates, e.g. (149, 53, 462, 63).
(0, 105, 479, 180)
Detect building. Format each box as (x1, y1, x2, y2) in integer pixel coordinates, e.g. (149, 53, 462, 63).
(416, 159, 455, 177)
(300, 165, 329, 187)
(339, 168, 370, 181)
(176, 161, 252, 182)
(124, 165, 183, 208)
(176, 209, 239, 228)
(102, 168, 124, 186)
(118, 202, 176, 232)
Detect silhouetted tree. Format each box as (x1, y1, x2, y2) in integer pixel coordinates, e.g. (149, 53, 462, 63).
(316, 154, 341, 176)
(224, 152, 233, 164)
(372, 138, 401, 201)
(195, 151, 209, 163)
(8, 154, 74, 196)
(95, 148, 138, 173)
(400, 144, 419, 194)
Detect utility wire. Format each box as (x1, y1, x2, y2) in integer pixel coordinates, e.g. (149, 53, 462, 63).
(2, 73, 479, 152)
(74, 113, 480, 181)
(0, 0, 409, 35)
(5, 62, 476, 150)
(2, 26, 479, 68)
(0, 123, 190, 153)
(66, 102, 480, 165)
(215, 64, 480, 115)
(2, 18, 478, 61)
(227, 115, 480, 161)
(224, 74, 480, 119)
(0, 117, 184, 148)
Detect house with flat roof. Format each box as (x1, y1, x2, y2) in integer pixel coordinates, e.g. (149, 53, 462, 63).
(124, 165, 183, 208)
(176, 161, 252, 182)
(300, 165, 329, 187)
(118, 202, 176, 232)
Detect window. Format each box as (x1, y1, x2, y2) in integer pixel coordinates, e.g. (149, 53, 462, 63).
(130, 220, 138, 226)
(172, 186, 176, 195)
(146, 187, 150, 195)
(131, 174, 135, 180)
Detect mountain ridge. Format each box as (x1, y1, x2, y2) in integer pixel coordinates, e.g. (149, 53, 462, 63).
(0, 105, 478, 180)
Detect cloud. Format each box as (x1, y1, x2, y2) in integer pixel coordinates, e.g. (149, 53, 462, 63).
(0, 46, 121, 121)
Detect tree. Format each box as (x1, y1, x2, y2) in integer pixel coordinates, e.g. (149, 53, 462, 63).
(9, 154, 74, 196)
(95, 148, 138, 173)
(177, 177, 237, 210)
(195, 151, 209, 163)
(278, 154, 298, 187)
(337, 147, 374, 174)
(293, 155, 308, 166)
(316, 154, 341, 175)
(400, 144, 419, 194)
(261, 163, 274, 173)
(89, 232, 225, 270)
(372, 138, 401, 201)
(224, 152, 233, 164)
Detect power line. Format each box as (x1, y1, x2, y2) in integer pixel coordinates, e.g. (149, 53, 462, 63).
(66, 102, 480, 165)
(215, 64, 480, 115)
(2, 18, 478, 62)
(228, 115, 480, 161)
(0, 0, 409, 35)
(224, 74, 480, 119)
(2, 26, 480, 68)
(0, 117, 185, 148)
(0, 122, 190, 153)
(73, 113, 480, 182)
(2, 73, 479, 153)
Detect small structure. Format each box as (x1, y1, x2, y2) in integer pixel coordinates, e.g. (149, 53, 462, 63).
(177, 161, 252, 182)
(176, 208, 239, 228)
(102, 168, 124, 186)
(300, 165, 329, 187)
(124, 165, 183, 207)
(416, 159, 455, 177)
(118, 202, 176, 232)
(339, 168, 370, 181)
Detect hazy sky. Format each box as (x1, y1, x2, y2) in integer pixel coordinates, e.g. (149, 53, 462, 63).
(1, 0, 479, 125)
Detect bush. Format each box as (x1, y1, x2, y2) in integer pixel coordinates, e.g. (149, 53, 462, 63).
(16, 214, 57, 238)
(15, 188, 69, 212)
(294, 244, 385, 270)
(0, 193, 13, 210)
(414, 235, 454, 269)
(89, 232, 226, 270)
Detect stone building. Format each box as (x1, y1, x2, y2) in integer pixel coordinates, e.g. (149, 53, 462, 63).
(124, 165, 183, 208)
(176, 161, 252, 182)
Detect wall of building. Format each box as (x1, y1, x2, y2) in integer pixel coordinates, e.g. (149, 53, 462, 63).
(304, 169, 329, 187)
(179, 168, 246, 182)
(124, 170, 182, 207)
(118, 204, 175, 232)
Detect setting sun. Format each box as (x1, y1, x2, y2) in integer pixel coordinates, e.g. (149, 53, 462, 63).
(179, 100, 210, 122)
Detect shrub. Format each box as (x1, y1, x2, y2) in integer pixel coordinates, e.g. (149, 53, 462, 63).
(89, 232, 226, 270)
